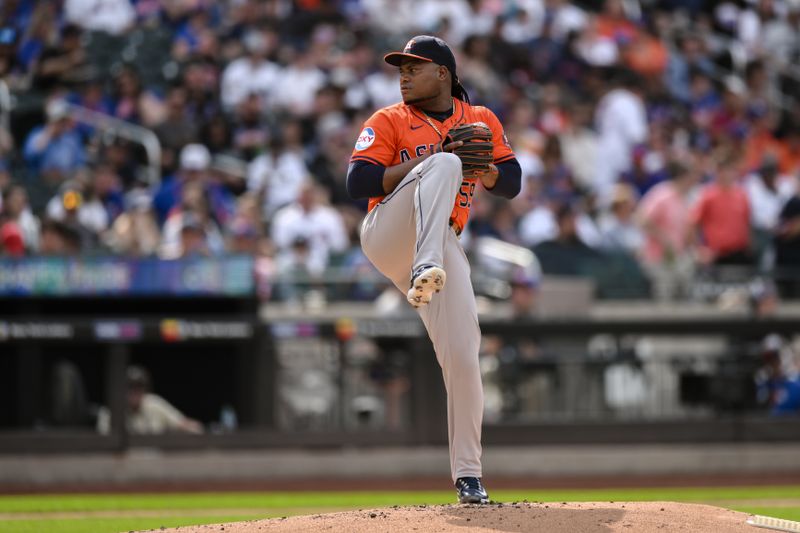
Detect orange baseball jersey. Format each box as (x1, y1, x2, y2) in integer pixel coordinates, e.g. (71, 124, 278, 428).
(350, 98, 515, 233)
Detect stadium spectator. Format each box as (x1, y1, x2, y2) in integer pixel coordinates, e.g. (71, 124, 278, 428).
(559, 103, 599, 193)
(226, 217, 261, 255)
(755, 335, 800, 416)
(45, 179, 109, 245)
(38, 218, 82, 256)
(271, 180, 348, 278)
(508, 265, 540, 320)
(527, 15, 564, 83)
(620, 144, 667, 198)
(2, 0, 800, 303)
(533, 202, 602, 275)
(548, 0, 588, 42)
(200, 113, 234, 158)
(774, 194, 800, 297)
(174, 212, 212, 259)
(0, 124, 12, 183)
(64, 0, 135, 36)
(91, 162, 125, 222)
(230, 92, 270, 160)
(0, 219, 24, 256)
(154, 85, 199, 155)
(220, 28, 281, 112)
(664, 32, 715, 104)
(32, 23, 91, 92)
(690, 154, 752, 266)
(519, 196, 558, 248)
(0, 25, 21, 87)
(637, 161, 697, 301)
(1, 184, 39, 252)
(344, 47, 402, 110)
(159, 180, 225, 259)
(104, 189, 160, 256)
(599, 183, 644, 254)
(180, 59, 221, 123)
(745, 154, 797, 261)
(153, 143, 233, 226)
(594, 69, 648, 204)
(710, 76, 749, 143)
(761, 0, 800, 69)
(111, 64, 164, 127)
(247, 122, 311, 217)
(23, 99, 86, 182)
(270, 46, 327, 116)
(778, 127, 800, 177)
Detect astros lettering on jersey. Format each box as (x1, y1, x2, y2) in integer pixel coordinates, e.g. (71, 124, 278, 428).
(351, 98, 515, 234)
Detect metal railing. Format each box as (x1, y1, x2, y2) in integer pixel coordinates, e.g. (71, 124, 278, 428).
(0, 80, 10, 134)
(64, 103, 162, 186)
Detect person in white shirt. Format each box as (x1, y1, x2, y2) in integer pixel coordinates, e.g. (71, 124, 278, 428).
(559, 103, 599, 192)
(413, 0, 483, 46)
(501, 0, 546, 43)
(345, 61, 402, 110)
(594, 70, 648, 205)
(745, 154, 798, 263)
(220, 29, 282, 112)
(270, 49, 327, 116)
(247, 130, 311, 217)
(271, 180, 349, 277)
(46, 181, 108, 236)
(549, 0, 588, 42)
(761, 1, 800, 68)
(64, 0, 135, 36)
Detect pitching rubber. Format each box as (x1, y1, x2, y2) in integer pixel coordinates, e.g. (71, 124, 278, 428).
(407, 267, 446, 308)
(747, 515, 800, 532)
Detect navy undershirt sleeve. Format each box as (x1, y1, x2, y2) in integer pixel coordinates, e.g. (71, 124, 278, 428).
(486, 158, 522, 199)
(346, 160, 386, 199)
(347, 157, 521, 200)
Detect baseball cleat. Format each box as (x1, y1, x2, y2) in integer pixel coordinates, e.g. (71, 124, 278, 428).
(406, 265, 446, 308)
(455, 477, 489, 504)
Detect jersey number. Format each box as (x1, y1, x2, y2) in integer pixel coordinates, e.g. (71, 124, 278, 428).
(458, 180, 476, 208)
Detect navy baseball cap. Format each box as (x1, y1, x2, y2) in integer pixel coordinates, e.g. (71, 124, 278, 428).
(384, 35, 470, 102)
(385, 36, 456, 72)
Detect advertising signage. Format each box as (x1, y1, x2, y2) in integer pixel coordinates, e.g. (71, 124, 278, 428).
(0, 256, 254, 296)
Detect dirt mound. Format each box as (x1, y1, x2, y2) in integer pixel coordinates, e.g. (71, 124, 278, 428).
(157, 501, 758, 532)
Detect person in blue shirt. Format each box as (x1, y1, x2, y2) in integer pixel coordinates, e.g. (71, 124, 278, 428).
(152, 143, 233, 227)
(23, 99, 86, 181)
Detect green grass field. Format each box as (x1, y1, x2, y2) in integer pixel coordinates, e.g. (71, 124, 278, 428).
(1, 486, 798, 533)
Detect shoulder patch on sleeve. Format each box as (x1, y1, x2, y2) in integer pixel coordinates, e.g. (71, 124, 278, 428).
(355, 127, 376, 151)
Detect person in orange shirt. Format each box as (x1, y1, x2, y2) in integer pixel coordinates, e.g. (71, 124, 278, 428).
(623, 30, 669, 78)
(346, 35, 521, 504)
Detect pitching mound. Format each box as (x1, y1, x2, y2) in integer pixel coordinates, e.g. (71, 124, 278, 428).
(157, 501, 759, 532)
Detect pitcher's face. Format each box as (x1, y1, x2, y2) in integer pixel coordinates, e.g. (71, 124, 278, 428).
(399, 59, 444, 106)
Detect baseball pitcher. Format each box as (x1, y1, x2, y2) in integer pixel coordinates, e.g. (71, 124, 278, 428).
(346, 36, 521, 503)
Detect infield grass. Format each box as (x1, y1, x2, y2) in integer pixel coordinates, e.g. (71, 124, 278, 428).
(1, 485, 798, 533)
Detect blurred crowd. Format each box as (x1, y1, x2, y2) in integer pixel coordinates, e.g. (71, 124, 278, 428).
(1, 0, 800, 301)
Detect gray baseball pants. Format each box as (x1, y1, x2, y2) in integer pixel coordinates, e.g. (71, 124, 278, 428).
(359, 152, 483, 482)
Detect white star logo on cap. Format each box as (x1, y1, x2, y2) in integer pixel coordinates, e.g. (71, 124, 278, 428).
(403, 39, 415, 53)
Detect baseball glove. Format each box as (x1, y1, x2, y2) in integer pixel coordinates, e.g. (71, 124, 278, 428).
(444, 122, 494, 176)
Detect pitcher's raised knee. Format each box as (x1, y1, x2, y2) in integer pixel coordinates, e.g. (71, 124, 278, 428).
(427, 152, 462, 177)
